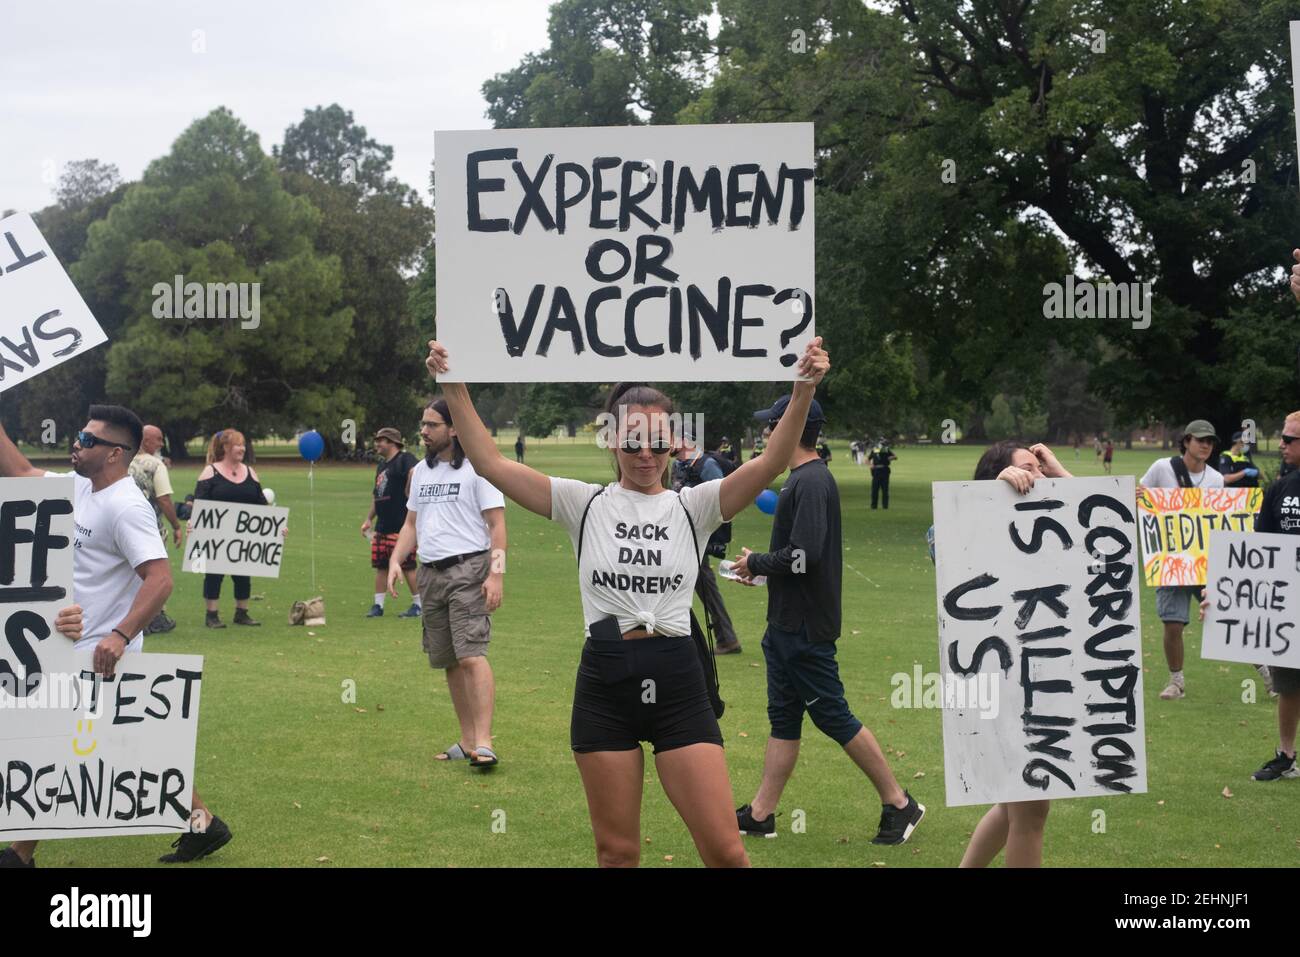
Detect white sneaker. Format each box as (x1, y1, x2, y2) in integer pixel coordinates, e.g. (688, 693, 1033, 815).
(1158, 681, 1185, 700)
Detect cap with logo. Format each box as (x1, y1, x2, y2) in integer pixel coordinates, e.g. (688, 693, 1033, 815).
(754, 394, 825, 427)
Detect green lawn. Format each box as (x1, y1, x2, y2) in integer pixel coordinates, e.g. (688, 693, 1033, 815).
(32, 442, 1299, 867)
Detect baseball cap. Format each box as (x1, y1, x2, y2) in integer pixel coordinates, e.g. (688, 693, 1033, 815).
(1183, 419, 1217, 440)
(754, 394, 824, 426)
(373, 427, 404, 445)
(1231, 430, 1244, 443)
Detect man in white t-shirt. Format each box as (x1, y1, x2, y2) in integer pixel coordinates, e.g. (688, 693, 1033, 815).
(0, 405, 231, 867)
(1138, 419, 1224, 701)
(389, 397, 507, 768)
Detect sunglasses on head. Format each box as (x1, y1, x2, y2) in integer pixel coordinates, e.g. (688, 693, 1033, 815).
(620, 438, 672, 455)
(77, 430, 132, 452)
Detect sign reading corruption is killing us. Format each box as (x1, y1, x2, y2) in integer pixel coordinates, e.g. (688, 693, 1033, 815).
(1136, 487, 1262, 587)
(932, 476, 1147, 807)
(0, 477, 204, 840)
(183, 500, 289, 578)
(0, 212, 109, 393)
(434, 123, 815, 382)
(1203, 531, 1300, 670)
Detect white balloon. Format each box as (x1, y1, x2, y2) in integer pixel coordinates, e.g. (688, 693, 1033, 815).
(263, 488, 276, 505)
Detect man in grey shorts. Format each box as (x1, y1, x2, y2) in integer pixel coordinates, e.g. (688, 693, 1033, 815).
(389, 398, 507, 768)
(1139, 420, 1225, 700)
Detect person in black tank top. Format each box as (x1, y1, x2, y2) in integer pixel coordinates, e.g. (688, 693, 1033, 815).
(193, 429, 266, 628)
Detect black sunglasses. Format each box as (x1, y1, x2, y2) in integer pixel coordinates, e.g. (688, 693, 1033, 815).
(620, 439, 672, 455)
(76, 430, 133, 452)
(1281, 434, 1299, 446)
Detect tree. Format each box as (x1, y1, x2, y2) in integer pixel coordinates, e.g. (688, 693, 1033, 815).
(277, 105, 435, 450)
(78, 108, 355, 456)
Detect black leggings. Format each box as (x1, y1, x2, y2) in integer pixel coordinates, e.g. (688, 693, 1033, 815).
(204, 574, 251, 602)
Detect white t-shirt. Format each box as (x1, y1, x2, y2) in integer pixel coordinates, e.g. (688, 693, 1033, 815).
(1139, 457, 1224, 490)
(550, 477, 724, 638)
(46, 472, 168, 651)
(406, 457, 506, 562)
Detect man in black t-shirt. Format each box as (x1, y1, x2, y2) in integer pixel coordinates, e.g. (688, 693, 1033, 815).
(731, 395, 924, 846)
(867, 440, 897, 509)
(363, 428, 420, 618)
(1236, 411, 1300, 781)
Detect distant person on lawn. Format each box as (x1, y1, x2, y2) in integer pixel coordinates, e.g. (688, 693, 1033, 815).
(363, 427, 420, 618)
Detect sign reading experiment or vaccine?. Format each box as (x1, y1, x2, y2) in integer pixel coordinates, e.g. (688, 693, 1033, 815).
(182, 501, 289, 578)
(0, 213, 109, 392)
(434, 123, 815, 382)
(932, 476, 1147, 807)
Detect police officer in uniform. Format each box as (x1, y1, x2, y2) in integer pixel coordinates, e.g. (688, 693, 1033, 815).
(867, 439, 897, 509)
(1219, 430, 1261, 488)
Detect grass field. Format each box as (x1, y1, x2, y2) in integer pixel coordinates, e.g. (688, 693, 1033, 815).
(28, 442, 1299, 868)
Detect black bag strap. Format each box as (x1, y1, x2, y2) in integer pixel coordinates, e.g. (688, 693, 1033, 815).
(1169, 455, 1194, 488)
(678, 495, 701, 560)
(576, 486, 605, 563)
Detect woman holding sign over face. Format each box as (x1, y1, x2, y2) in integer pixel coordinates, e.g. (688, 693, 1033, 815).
(956, 440, 1072, 869)
(427, 334, 830, 868)
(192, 429, 268, 629)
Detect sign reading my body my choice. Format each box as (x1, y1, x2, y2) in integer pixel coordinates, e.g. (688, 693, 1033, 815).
(435, 123, 815, 381)
(0, 212, 109, 392)
(183, 501, 289, 578)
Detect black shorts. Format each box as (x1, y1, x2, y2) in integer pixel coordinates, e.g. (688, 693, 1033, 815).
(571, 635, 723, 755)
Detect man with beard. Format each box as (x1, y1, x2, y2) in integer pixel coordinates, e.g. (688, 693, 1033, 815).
(388, 398, 507, 769)
(0, 405, 232, 866)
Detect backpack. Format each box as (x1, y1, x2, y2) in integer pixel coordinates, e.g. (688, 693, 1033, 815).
(578, 487, 725, 718)
(682, 452, 738, 557)
(1168, 455, 1197, 489)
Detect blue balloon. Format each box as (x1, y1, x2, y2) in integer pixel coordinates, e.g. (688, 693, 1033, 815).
(298, 430, 325, 462)
(756, 489, 779, 515)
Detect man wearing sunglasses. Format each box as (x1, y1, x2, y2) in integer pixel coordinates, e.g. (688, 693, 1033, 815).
(0, 406, 231, 866)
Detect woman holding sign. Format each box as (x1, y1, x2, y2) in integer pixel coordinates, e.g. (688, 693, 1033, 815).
(426, 335, 829, 868)
(957, 440, 1072, 869)
(193, 429, 266, 628)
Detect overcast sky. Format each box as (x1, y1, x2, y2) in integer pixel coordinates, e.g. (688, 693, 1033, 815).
(2, 0, 557, 214)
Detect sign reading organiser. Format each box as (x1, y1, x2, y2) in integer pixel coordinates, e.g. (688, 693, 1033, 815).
(434, 124, 815, 382)
(1136, 487, 1262, 587)
(0, 213, 109, 393)
(183, 501, 289, 578)
(932, 476, 1147, 807)
(1203, 531, 1300, 670)
(0, 477, 203, 840)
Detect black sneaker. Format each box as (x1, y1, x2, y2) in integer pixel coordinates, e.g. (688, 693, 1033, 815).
(736, 804, 777, 838)
(233, 609, 260, 627)
(205, 612, 226, 629)
(1251, 750, 1299, 782)
(397, 603, 421, 619)
(366, 604, 384, 618)
(0, 847, 34, 868)
(159, 815, 232, 863)
(871, 791, 925, 845)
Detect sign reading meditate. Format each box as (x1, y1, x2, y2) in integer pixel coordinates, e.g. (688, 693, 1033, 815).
(0, 213, 109, 393)
(932, 476, 1147, 807)
(183, 501, 289, 578)
(0, 477, 203, 840)
(434, 123, 815, 382)
(1136, 487, 1262, 587)
(1202, 531, 1300, 670)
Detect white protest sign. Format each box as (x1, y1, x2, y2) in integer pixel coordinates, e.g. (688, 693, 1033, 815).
(0, 477, 203, 840)
(434, 123, 815, 382)
(183, 500, 289, 578)
(1290, 22, 1300, 180)
(0, 213, 109, 392)
(932, 476, 1147, 807)
(1203, 531, 1300, 669)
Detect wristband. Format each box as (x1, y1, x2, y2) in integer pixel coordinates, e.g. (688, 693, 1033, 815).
(111, 628, 131, 644)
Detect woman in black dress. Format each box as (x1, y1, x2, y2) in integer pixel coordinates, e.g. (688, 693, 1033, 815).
(194, 429, 265, 628)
